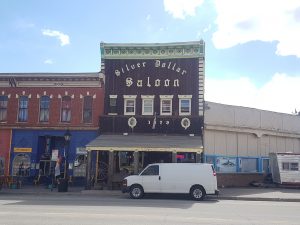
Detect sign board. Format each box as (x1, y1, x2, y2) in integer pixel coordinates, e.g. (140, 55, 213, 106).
(76, 147, 87, 155)
(51, 149, 59, 161)
(14, 148, 32, 153)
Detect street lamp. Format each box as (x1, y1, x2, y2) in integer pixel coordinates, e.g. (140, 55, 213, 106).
(64, 129, 71, 179)
(58, 129, 71, 192)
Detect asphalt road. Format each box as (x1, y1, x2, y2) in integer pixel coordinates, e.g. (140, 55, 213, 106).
(0, 194, 300, 225)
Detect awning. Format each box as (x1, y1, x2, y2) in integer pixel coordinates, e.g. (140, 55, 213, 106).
(86, 134, 203, 153)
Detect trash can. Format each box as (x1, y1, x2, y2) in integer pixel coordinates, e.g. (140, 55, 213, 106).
(57, 178, 68, 192)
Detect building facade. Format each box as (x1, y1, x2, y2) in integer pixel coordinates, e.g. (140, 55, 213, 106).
(0, 73, 103, 184)
(204, 101, 300, 186)
(86, 41, 205, 189)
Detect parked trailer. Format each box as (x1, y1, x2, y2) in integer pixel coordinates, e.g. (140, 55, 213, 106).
(269, 152, 300, 184)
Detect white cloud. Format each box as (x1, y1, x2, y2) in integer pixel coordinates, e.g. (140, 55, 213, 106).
(163, 0, 204, 19)
(44, 59, 54, 64)
(146, 14, 151, 21)
(206, 73, 300, 114)
(212, 0, 300, 57)
(42, 29, 70, 46)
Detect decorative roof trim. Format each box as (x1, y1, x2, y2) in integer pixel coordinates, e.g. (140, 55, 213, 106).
(100, 41, 205, 59)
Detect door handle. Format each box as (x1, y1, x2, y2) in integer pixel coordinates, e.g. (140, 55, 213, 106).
(159, 176, 161, 180)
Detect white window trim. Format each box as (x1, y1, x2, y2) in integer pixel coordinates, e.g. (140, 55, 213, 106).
(160, 95, 173, 116)
(142, 99, 154, 115)
(141, 95, 154, 115)
(179, 98, 192, 116)
(124, 95, 137, 115)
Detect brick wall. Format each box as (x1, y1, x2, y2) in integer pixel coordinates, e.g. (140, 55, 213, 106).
(0, 129, 11, 175)
(217, 173, 266, 187)
(1, 87, 104, 129)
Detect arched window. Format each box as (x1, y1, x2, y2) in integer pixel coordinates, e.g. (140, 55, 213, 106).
(39, 96, 50, 122)
(61, 96, 71, 122)
(18, 96, 28, 122)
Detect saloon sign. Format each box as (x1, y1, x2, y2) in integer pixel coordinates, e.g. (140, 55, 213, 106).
(112, 59, 190, 89)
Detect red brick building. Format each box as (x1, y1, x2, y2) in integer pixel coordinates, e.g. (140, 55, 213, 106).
(0, 73, 103, 182)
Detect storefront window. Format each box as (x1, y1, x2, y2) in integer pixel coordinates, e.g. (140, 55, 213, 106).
(177, 152, 196, 163)
(240, 158, 258, 172)
(73, 154, 87, 177)
(142, 99, 154, 115)
(216, 156, 237, 173)
(12, 153, 31, 176)
(118, 151, 134, 174)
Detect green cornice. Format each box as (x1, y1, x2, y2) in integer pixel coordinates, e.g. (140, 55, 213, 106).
(100, 41, 205, 59)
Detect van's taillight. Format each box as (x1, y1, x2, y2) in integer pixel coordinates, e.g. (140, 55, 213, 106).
(211, 165, 216, 176)
(122, 179, 127, 187)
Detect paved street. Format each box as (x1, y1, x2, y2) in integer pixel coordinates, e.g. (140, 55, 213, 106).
(1, 194, 300, 225)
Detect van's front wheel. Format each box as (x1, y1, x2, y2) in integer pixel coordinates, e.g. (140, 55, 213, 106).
(190, 185, 206, 201)
(130, 184, 144, 199)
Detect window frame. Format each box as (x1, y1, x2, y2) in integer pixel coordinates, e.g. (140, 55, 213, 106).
(61, 96, 71, 123)
(178, 95, 192, 116)
(123, 95, 136, 116)
(160, 95, 173, 116)
(108, 95, 117, 115)
(18, 96, 29, 122)
(83, 96, 93, 123)
(142, 95, 154, 116)
(39, 96, 50, 122)
(0, 95, 8, 122)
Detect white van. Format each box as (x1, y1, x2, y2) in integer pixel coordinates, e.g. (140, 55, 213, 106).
(122, 163, 219, 200)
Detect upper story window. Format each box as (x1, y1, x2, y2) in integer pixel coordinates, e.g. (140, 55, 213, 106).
(160, 95, 173, 116)
(18, 96, 28, 122)
(0, 95, 8, 122)
(178, 95, 192, 116)
(109, 95, 117, 114)
(61, 96, 71, 122)
(142, 95, 154, 115)
(39, 96, 50, 122)
(124, 95, 136, 116)
(83, 96, 93, 123)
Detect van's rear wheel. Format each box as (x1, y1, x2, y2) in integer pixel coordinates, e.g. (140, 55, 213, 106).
(190, 185, 206, 201)
(130, 184, 144, 199)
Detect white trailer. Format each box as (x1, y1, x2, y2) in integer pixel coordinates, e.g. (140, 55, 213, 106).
(269, 153, 300, 184)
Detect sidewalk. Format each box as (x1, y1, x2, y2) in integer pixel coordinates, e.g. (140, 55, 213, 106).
(1, 185, 300, 202)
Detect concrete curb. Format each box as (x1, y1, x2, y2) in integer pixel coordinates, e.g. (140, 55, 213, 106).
(208, 196, 300, 202)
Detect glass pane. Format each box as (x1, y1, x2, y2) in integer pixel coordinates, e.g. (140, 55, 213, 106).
(290, 163, 299, 171)
(282, 162, 289, 170)
(216, 157, 236, 172)
(180, 99, 190, 113)
(141, 165, 159, 176)
(240, 158, 257, 172)
(162, 99, 171, 113)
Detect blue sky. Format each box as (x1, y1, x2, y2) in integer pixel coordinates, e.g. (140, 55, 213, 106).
(1, 0, 300, 114)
